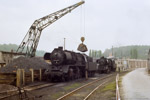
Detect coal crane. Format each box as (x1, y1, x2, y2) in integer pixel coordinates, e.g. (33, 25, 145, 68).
(16, 1, 85, 57)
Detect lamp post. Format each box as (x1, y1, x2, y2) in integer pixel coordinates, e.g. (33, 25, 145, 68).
(64, 38, 66, 50)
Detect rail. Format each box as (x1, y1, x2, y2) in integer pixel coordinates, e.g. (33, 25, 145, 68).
(83, 79, 109, 100)
(0, 83, 55, 99)
(116, 73, 120, 100)
(57, 74, 113, 100)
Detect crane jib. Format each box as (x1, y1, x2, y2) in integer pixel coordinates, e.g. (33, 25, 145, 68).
(16, 1, 85, 57)
(78, 1, 85, 6)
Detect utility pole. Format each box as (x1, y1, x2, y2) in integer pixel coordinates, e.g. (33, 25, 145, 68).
(64, 38, 66, 50)
(112, 46, 113, 56)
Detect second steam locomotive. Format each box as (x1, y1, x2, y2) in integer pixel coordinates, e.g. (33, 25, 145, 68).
(96, 56, 116, 74)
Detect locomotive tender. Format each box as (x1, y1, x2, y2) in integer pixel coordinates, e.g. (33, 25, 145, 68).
(44, 47, 97, 81)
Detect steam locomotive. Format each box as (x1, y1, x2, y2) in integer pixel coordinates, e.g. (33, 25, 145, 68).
(44, 47, 97, 81)
(96, 56, 116, 74)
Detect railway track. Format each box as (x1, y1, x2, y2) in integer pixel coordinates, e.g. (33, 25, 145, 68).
(0, 83, 55, 100)
(57, 74, 115, 100)
(0, 73, 116, 100)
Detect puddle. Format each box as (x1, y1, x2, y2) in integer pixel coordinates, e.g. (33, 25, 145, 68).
(53, 83, 65, 87)
(89, 77, 98, 80)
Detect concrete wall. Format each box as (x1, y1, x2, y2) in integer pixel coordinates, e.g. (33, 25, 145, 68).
(0, 51, 25, 67)
(2, 53, 13, 65)
(0, 52, 5, 67)
(147, 59, 150, 71)
(116, 59, 147, 71)
(0, 52, 3, 61)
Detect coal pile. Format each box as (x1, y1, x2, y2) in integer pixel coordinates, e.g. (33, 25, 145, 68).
(0, 57, 50, 73)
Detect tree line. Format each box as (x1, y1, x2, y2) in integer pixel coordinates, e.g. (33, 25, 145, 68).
(89, 50, 102, 58)
(0, 44, 45, 57)
(103, 45, 150, 59)
(89, 48, 139, 59)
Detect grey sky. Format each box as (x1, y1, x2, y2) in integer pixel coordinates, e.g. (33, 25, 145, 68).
(0, 0, 150, 53)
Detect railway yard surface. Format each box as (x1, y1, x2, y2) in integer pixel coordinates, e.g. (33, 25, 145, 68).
(0, 72, 130, 100)
(1, 0, 150, 100)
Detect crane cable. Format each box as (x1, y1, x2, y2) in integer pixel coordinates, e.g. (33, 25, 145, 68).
(77, 3, 88, 52)
(80, 2, 86, 40)
(83, 2, 86, 37)
(80, 4, 82, 37)
(55, 1, 86, 49)
(57, 1, 86, 45)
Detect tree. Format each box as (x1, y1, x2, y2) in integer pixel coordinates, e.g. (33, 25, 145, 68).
(89, 49, 92, 57)
(133, 48, 138, 59)
(130, 49, 133, 59)
(94, 50, 97, 58)
(98, 50, 102, 58)
(89, 49, 102, 58)
(92, 50, 94, 57)
(130, 48, 138, 59)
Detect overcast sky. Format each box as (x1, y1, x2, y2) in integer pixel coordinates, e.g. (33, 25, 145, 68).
(1, 0, 150, 53)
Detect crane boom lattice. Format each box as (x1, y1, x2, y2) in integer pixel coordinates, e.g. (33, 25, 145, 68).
(16, 1, 85, 57)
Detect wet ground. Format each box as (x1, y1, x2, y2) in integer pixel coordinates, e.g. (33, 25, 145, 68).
(122, 68, 150, 100)
(0, 73, 117, 100)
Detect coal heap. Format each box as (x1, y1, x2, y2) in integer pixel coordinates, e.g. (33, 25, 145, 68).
(0, 57, 50, 73)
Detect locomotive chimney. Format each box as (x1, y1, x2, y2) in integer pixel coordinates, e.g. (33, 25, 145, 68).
(58, 46, 63, 50)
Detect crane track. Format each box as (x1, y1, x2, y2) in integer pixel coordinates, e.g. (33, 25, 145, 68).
(0, 83, 55, 100)
(57, 74, 115, 100)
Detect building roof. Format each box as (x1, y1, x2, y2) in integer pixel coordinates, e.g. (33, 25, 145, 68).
(0, 51, 25, 55)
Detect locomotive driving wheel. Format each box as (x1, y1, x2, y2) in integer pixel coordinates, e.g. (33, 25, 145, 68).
(75, 67, 81, 79)
(69, 68, 74, 80)
(106, 66, 111, 74)
(64, 68, 74, 81)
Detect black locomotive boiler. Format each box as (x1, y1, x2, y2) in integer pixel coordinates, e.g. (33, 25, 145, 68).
(44, 47, 97, 81)
(96, 56, 116, 74)
(107, 57, 116, 72)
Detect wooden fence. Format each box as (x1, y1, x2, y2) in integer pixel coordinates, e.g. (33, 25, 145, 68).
(0, 68, 45, 87)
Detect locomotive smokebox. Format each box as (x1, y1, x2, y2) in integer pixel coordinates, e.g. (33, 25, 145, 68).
(50, 47, 65, 66)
